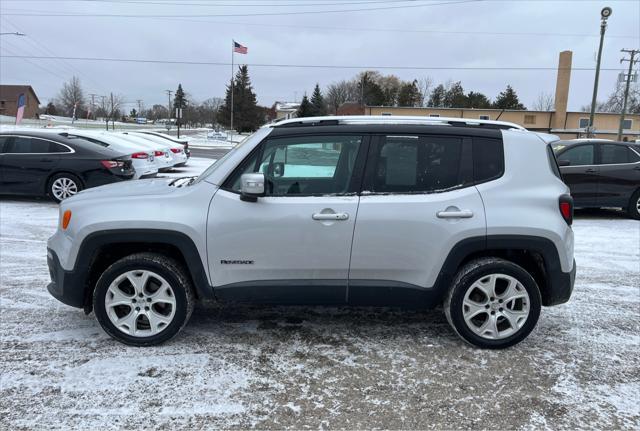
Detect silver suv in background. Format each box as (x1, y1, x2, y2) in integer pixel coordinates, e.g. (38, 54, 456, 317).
(46, 116, 576, 349)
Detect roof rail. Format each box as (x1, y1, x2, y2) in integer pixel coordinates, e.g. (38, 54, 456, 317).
(270, 115, 527, 131)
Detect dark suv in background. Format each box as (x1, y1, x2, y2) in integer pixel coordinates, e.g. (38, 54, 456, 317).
(552, 139, 640, 219)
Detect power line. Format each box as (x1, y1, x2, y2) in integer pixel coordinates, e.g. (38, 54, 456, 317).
(1, 0, 481, 18)
(47, 0, 419, 6)
(0, 54, 624, 71)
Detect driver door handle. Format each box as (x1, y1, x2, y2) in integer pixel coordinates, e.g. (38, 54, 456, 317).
(312, 212, 349, 221)
(437, 209, 474, 219)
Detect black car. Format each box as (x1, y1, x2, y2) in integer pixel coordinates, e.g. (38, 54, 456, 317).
(552, 139, 640, 219)
(0, 131, 135, 203)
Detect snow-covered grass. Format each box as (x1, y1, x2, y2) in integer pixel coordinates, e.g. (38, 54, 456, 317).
(0, 194, 638, 428)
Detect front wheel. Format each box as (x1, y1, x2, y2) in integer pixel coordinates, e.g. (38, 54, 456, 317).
(93, 253, 195, 346)
(444, 258, 542, 349)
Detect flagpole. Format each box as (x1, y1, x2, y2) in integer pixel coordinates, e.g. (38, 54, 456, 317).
(230, 39, 234, 145)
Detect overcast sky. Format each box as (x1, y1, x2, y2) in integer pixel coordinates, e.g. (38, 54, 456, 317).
(0, 0, 638, 112)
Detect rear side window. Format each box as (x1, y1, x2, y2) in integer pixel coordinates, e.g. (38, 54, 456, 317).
(546, 145, 562, 179)
(365, 135, 464, 193)
(473, 137, 504, 183)
(600, 144, 635, 164)
(0, 136, 8, 153)
(49, 142, 72, 153)
(5, 137, 53, 153)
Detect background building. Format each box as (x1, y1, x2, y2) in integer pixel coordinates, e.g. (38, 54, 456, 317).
(0, 85, 40, 119)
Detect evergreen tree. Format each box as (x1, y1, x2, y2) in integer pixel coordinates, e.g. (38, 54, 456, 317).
(443, 81, 466, 108)
(464, 91, 492, 109)
(397, 80, 422, 107)
(173, 84, 187, 125)
(360, 72, 386, 106)
(492, 85, 526, 110)
(44, 102, 57, 115)
(428, 84, 446, 107)
(217, 65, 262, 132)
(130, 108, 138, 118)
(297, 95, 313, 118)
(310, 83, 327, 116)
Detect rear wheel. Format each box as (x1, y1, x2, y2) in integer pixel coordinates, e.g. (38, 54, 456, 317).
(627, 189, 640, 220)
(93, 252, 195, 346)
(48, 173, 82, 203)
(444, 258, 542, 349)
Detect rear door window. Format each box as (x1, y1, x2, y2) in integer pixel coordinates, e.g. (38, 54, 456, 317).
(600, 144, 634, 164)
(5, 137, 52, 153)
(558, 144, 594, 166)
(473, 137, 504, 183)
(364, 135, 464, 193)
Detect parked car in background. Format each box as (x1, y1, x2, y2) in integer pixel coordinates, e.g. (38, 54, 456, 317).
(133, 131, 190, 158)
(126, 132, 188, 167)
(116, 132, 176, 172)
(0, 131, 134, 202)
(43, 130, 158, 180)
(552, 139, 640, 219)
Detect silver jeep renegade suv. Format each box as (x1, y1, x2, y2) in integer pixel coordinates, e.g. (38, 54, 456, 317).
(47, 116, 576, 348)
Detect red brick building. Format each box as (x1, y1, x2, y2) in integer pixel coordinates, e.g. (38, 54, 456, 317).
(0, 85, 41, 119)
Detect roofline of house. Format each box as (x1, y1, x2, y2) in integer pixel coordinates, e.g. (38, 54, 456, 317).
(364, 105, 640, 117)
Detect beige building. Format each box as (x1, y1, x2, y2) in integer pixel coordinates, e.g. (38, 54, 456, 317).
(365, 51, 640, 141)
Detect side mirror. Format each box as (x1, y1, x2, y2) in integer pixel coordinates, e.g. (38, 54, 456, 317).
(240, 173, 265, 202)
(557, 159, 571, 167)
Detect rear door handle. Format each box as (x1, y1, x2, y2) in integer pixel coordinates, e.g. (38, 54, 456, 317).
(437, 209, 474, 219)
(312, 213, 349, 221)
(585, 168, 597, 173)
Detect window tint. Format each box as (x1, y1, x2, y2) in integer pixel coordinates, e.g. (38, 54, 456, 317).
(0, 136, 8, 153)
(5, 137, 53, 153)
(600, 144, 633, 164)
(227, 135, 362, 196)
(366, 135, 463, 193)
(473, 138, 504, 183)
(558, 145, 594, 166)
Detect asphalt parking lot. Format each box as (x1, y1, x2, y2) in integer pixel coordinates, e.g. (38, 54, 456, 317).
(1, 169, 638, 429)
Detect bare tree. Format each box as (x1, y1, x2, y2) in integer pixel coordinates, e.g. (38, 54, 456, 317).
(57, 76, 85, 118)
(532, 92, 555, 111)
(325, 80, 359, 114)
(417, 77, 433, 107)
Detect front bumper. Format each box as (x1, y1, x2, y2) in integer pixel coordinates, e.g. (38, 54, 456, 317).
(544, 259, 576, 306)
(47, 248, 85, 308)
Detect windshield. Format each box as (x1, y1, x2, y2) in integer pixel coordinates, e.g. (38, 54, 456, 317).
(193, 129, 264, 185)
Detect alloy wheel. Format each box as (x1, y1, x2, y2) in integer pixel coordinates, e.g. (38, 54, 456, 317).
(462, 273, 530, 340)
(105, 270, 176, 337)
(51, 177, 78, 200)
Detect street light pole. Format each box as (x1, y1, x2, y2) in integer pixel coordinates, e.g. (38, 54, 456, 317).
(587, 7, 612, 138)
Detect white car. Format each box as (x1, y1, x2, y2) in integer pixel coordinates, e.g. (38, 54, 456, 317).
(116, 132, 176, 172)
(53, 130, 159, 179)
(135, 130, 190, 156)
(127, 132, 188, 167)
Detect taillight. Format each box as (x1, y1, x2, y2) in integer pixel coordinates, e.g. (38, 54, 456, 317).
(170, 148, 182, 153)
(559, 195, 573, 225)
(155, 150, 164, 156)
(131, 152, 148, 159)
(101, 160, 124, 169)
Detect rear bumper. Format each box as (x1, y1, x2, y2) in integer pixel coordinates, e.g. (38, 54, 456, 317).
(47, 248, 85, 308)
(545, 259, 576, 306)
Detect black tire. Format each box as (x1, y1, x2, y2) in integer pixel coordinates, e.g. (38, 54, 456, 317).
(627, 189, 640, 220)
(444, 258, 542, 349)
(93, 252, 195, 346)
(47, 172, 83, 203)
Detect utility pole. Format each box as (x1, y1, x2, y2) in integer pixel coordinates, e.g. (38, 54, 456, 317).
(165, 90, 173, 123)
(101, 95, 108, 130)
(587, 7, 612, 138)
(110, 92, 115, 131)
(136, 99, 143, 117)
(617, 48, 639, 141)
(89, 93, 98, 120)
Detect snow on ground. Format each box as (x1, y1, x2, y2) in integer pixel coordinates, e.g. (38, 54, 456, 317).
(1, 183, 639, 428)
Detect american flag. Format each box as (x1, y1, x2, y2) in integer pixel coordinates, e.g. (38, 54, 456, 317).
(233, 41, 248, 54)
(15, 93, 25, 125)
